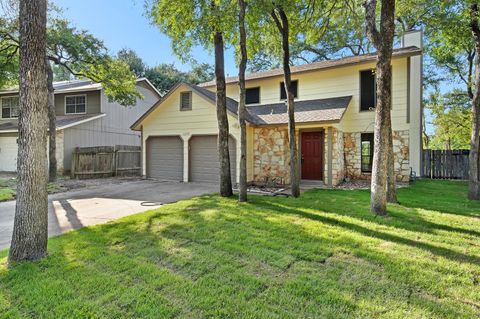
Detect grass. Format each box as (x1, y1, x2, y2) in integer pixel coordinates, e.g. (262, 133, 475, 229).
(0, 177, 62, 202)
(1, 180, 479, 318)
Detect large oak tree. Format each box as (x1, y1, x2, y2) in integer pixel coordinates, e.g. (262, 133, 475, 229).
(9, 0, 49, 263)
(364, 0, 396, 216)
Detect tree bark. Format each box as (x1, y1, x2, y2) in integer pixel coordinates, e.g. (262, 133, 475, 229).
(364, 0, 396, 216)
(387, 118, 398, 203)
(46, 59, 57, 182)
(214, 31, 233, 197)
(271, 6, 300, 198)
(9, 0, 49, 263)
(469, 3, 480, 200)
(238, 0, 247, 202)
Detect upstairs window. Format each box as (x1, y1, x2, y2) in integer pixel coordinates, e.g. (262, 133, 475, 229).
(65, 95, 86, 114)
(1, 96, 19, 119)
(361, 133, 374, 173)
(280, 80, 298, 100)
(245, 87, 260, 105)
(360, 70, 376, 111)
(180, 91, 192, 111)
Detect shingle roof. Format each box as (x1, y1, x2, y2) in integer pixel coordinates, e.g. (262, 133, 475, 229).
(246, 96, 352, 125)
(199, 46, 422, 87)
(0, 113, 105, 132)
(0, 77, 161, 98)
(131, 81, 352, 129)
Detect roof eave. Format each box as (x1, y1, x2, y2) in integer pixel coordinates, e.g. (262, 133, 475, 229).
(199, 48, 422, 88)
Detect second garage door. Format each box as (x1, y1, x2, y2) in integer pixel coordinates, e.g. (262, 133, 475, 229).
(146, 136, 183, 181)
(189, 135, 236, 183)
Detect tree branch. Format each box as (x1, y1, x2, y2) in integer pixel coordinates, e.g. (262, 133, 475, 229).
(364, 0, 381, 49)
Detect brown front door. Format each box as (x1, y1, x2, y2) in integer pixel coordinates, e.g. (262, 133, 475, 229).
(301, 131, 324, 180)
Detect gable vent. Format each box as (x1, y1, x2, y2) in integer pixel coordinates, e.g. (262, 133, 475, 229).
(180, 91, 192, 111)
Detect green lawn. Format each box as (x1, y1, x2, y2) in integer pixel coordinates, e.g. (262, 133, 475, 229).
(1, 180, 479, 318)
(0, 177, 62, 202)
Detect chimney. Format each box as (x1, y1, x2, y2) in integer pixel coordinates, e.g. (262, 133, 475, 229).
(402, 29, 423, 176)
(401, 29, 423, 49)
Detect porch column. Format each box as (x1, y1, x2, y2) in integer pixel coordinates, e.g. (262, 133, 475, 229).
(182, 134, 190, 182)
(327, 127, 333, 188)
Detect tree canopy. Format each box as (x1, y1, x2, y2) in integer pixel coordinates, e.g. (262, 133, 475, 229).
(117, 48, 214, 94)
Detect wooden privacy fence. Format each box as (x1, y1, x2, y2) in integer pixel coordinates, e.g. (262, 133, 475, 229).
(422, 149, 469, 180)
(71, 145, 141, 179)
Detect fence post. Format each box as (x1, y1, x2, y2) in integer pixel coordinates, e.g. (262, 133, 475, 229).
(70, 150, 77, 179)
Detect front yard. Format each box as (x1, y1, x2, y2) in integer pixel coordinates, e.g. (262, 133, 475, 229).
(0, 180, 479, 318)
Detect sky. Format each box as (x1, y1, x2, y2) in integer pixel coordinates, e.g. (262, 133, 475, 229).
(52, 0, 239, 76)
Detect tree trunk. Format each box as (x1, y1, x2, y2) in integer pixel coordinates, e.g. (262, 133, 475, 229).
(46, 60, 57, 182)
(214, 31, 233, 197)
(469, 4, 480, 200)
(238, 0, 247, 202)
(364, 0, 396, 216)
(272, 6, 300, 198)
(387, 124, 398, 204)
(9, 0, 49, 263)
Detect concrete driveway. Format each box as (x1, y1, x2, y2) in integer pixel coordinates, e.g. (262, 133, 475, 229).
(0, 180, 218, 250)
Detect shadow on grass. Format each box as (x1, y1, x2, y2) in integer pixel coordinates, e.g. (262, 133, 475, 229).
(1, 181, 479, 318)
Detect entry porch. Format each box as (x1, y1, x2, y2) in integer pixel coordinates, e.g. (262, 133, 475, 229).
(251, 124, 344, 187)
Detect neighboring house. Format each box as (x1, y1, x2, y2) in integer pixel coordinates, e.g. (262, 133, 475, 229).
(131, 31, 423, 187)
(0, 78, 161, 173)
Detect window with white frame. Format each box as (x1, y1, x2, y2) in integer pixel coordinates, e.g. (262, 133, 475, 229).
(1, 96, 19, 119)
(65, 95, 86, 114)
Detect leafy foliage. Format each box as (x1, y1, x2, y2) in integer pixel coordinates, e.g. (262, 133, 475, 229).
(0, 8, 141, 106)
(426, 89, 471, 150)
(118, 48, 214, 93)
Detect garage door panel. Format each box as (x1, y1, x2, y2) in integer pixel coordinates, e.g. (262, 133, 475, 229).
(0, 136, 18, 172)
(189, 135, 236, 183)
(146, 136, 183, 181)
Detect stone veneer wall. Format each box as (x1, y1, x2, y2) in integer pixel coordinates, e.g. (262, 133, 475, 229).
(344, 130, 410, 182)
(331, 128, 345, 186)
(253, 127, 290, 185)
(253, 126, 346, 186)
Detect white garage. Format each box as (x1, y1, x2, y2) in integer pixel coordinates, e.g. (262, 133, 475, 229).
(0, 135, 18, 172)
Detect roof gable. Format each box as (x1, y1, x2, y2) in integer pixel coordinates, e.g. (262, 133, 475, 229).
(130, 82, 240, 130)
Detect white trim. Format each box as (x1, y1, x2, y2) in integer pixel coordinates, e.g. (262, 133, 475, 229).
(57, 113, 106, 130)
(0, 113, 106, 134)
(0, 96, 19, 119)
(64, 94, 87, 115)
(136, 77, 163, 98)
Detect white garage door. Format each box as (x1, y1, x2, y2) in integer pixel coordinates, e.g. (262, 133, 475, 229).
(0, 135, 18, 172)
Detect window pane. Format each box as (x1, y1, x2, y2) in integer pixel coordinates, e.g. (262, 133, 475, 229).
(76, 103, 86, 113)
(66, 96, 76, 105)
(66, 104, 76, 114)
(245, 87, 260, 104)
(76, 96, 85, 104)
(360, 70, 375, 111)
(280, 80, 298, 100)
(361, 133, 374, 172)
(2, 107, 10, 118)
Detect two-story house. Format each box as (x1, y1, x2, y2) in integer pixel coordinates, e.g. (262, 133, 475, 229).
(0, 78, 161, 174)
(131, 31, 423, 187)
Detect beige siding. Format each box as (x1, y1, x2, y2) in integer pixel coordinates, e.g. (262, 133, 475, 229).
(141, 83, 247, 182)
(215, 57, 409, 133)
(55, 90, 101, 115)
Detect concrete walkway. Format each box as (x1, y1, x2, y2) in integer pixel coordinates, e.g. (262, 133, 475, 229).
(0, 180, 218, 250)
